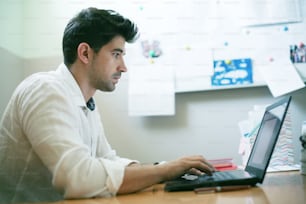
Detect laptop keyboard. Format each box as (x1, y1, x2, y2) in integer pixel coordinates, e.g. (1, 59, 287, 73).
(182, 171, 236, 182)
(211, 171, 236, 180)
(199, 170, 254, 181)
(181, 170, 253, 183)
(165, 170, 257, 192)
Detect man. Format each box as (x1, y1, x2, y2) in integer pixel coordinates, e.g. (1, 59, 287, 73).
(0, 7, 214, 203)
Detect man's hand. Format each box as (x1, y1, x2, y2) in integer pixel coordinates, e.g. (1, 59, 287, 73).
(161, 155, 215, 181)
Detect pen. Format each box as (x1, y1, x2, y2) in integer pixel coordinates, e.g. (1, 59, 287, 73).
(194, 185, 251, 194)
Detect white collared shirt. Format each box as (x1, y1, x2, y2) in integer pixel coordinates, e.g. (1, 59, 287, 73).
(0, 63, 137, 203)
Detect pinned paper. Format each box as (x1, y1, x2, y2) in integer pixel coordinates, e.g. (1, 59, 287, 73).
(211, 58, 253, 86)
(258, 51, 305, 97)
(128, 65, 175, 116)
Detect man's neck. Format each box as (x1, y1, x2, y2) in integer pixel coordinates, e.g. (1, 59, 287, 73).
(68, 64, 96, 102)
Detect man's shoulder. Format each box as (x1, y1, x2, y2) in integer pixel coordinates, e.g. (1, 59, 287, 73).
(24, 70, 58, 83)
(16, 70, 66, 97)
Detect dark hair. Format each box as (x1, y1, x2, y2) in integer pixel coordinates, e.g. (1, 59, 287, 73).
(62, 7, 139, 67)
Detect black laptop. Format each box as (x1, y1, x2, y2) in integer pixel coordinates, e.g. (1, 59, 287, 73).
(164, 96, 292, 192)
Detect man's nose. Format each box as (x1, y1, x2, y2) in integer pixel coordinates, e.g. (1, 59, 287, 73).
(119, 59, 127, 72)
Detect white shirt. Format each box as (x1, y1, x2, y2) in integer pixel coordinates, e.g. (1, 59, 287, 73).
(0, 63, 137, 203)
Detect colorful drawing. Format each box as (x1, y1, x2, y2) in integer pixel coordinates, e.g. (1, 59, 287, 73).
(141, 40, 162, 58)
(211, 58, 253, 86)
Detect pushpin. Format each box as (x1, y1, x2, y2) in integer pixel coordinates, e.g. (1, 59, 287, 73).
(224, 41, 229, 46)
(149, 50, 155, 58)
(185, 45, 191, 51)
(269, 57, 274, 62)
(283, 26, 289, 32)
(225, 59, 231, 65)
(139, 6, 144, 11)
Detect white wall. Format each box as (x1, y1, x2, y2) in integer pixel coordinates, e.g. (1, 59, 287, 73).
(22, 0, 122, 59)
(0, 0, 24, 116)
(0, 0, 23, 56)
(1, 0, 306, 166)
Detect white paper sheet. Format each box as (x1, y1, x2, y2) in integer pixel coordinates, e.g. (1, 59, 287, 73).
(175, 48, 214, 92)
(258, 51, 305, 97)
(239, 0, 302, 26)
(128, 65, 175, 116)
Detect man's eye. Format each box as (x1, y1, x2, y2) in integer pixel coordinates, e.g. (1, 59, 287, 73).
(112, 52, 120, 58)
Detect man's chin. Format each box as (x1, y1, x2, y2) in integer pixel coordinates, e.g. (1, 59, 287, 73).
(100, 85, 115, 92)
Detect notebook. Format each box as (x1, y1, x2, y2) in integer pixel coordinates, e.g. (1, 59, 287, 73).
(164, 96, 292, 192)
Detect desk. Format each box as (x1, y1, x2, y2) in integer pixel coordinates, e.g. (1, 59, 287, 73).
(47, 172, 305, 204)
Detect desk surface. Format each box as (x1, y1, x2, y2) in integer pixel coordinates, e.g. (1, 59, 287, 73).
(49, 171, 305, 204)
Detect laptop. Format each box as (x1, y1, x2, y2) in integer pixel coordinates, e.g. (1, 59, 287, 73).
(164, 96, 292, 192)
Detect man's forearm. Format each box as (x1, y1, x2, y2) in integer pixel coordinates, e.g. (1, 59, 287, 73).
(117, 164, 166, 194)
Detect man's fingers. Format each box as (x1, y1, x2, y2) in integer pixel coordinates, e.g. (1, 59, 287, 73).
(188, 155, 215, 175)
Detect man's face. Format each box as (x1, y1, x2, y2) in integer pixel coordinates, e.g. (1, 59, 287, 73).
(89, 36, 127, 92)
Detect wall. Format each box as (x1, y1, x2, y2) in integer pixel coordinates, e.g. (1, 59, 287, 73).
(97, 78, 306, 164)
(1, 0, 306, 165)
(0, 0, 24, 116)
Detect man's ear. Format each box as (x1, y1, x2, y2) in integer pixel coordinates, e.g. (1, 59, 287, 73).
(77, 43, 92, 64)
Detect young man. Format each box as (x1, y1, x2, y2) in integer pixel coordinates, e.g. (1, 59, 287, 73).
(0, 7, 214, 203)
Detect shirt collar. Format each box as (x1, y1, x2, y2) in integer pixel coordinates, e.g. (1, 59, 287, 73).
(55, 63, 89, 109)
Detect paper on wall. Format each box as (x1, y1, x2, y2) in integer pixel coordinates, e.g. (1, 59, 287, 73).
(257, 51, 305, 97)
(239, 0, 302, 26)
(128, 65, 175, 116)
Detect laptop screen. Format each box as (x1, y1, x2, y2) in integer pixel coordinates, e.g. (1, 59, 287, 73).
(245, 96, 291, 182)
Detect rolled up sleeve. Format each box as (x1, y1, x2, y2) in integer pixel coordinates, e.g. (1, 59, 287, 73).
(52, 150, 132, 198)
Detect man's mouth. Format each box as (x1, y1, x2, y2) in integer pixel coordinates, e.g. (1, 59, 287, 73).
(113, 74, 121, 84)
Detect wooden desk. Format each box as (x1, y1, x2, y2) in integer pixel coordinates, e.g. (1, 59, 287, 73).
(48, 172, 306, 204)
